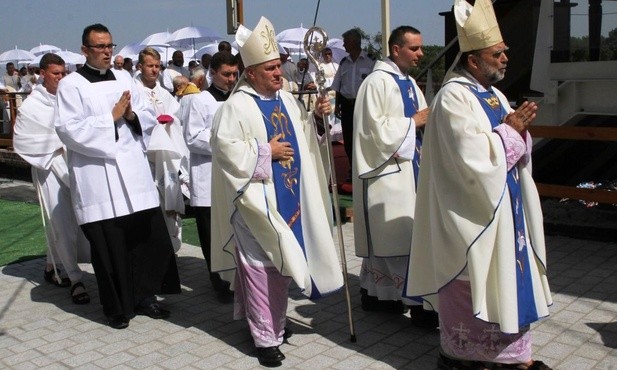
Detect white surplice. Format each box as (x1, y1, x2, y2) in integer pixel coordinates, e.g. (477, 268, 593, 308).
(181, 90, 221, 207)
(54, 69, 159, 225)
(138, 78, 188, 252)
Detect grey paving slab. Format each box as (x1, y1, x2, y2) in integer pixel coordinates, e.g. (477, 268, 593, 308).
(1, 179, 617, 369)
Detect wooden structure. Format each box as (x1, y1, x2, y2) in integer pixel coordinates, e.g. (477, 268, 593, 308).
(0, 92, 25, 149)
(530, 125, 617, 204)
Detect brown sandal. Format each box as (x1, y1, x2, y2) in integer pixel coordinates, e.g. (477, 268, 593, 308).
(70, 282, 90, 305)
(44, 269, 70, 287)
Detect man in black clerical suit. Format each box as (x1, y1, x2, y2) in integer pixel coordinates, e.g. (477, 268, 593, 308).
(54, 23, 181, 330)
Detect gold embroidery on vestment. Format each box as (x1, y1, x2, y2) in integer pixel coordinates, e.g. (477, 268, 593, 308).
(260, 25, 278, 55)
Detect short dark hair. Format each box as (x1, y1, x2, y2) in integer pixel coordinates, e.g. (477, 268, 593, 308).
(40, 53, 65, 70)
(209, 51, 238, 71)
(6, 62, 14, 68)
(342, 28, 362, 46)
(388, 26, 421, 54)
(218, 41, 232, 52)
(82, 23, 110, 46)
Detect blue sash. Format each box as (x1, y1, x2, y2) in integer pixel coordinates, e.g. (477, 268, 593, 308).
(253, 96, 321, 299)
(388, 72, 421, 189)
(467, 86, 539, 328)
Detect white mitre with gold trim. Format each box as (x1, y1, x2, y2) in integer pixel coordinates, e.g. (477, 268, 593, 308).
(454, 0, 503, 52)
(235, 16, 280, 67)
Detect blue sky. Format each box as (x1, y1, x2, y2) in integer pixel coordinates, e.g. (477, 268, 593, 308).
(2, 0, 454, 54)
(2, 0, 615, 57)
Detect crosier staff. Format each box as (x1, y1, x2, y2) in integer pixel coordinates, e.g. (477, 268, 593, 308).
(304, 26, 356, 343)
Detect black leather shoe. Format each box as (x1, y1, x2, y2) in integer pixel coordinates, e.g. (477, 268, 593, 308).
(108, 315, 129, 329)
(360, 288, 407, 314)
(135, 303, 170, 319)
(256, 346, 285, 367)
(283, 326, 293, 339)
(409, 305, 439, 329)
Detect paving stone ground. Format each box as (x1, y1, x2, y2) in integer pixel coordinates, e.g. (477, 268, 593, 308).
(1, 179, 617, 369)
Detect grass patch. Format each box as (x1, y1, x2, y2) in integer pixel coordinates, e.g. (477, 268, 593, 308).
(181, 216, 200, 246)
(0, 199, 46, 266)
(0, 198, 202, 267)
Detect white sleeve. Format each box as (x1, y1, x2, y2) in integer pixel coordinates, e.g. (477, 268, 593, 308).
(161, 70, 175, 92)
(54, 81, 118, 159)
(183, 95, 218, 155)
(396, 119, 417, 160)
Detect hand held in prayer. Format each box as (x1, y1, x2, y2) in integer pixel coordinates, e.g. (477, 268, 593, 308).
(270, 133, 293, 161)
(504, 101, 538, 133)
(112, 90, 132, 122)
(413, 108, 430, 128)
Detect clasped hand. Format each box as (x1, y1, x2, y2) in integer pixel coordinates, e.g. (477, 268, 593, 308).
(112, 90, 135, 122)
(503, 101, 538, 133)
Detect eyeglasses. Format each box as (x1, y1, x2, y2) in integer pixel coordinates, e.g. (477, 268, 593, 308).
(85, 43, 117, 51)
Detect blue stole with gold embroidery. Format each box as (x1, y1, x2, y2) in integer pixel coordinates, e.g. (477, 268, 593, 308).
(388, 73, 421, 189)
(467, 86, 539, 328)
(253, 96, 322, 299)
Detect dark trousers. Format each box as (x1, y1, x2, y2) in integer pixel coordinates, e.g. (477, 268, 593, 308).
(81, 207, 181, 318)
(194, 205, 228, 292)
(339, 96, 356, 172)
(193, 206, 212, 271)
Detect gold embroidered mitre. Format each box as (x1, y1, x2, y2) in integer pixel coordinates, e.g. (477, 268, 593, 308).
(235, 16, 279, 67)
(454, 0, 503, 52)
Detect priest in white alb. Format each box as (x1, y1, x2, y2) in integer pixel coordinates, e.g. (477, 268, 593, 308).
(13, 53, 91, 305)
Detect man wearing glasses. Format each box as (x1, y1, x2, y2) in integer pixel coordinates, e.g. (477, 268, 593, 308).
(54, 23, 181, 330)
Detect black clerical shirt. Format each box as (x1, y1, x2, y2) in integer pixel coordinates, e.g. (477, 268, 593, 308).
(206, 84, 230, 102)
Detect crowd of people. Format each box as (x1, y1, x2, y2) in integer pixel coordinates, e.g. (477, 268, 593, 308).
(9, 0, 553, 368)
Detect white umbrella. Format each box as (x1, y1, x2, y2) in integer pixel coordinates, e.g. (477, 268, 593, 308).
(141, 31, 176, 62)
(56, 51, 85, 66)
(0, 47, 36, 63)
(327, 39, 347, 64)
(183, 49, 196, 61)
(140, 31, 172, 47)
(277, 26, 324, 62)
(193, 43, 238, 59)
(166, 26, 222, 57)
(29, 50, 85, 67)
(115, 42, 144, 59)
(30, 44, 61, 56)
(276, 25, 324, 47)
(328, 38, 344, 49)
